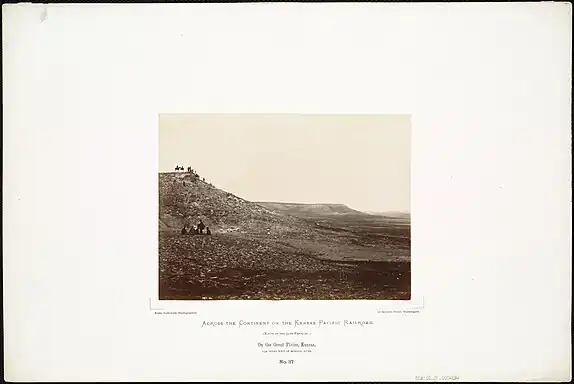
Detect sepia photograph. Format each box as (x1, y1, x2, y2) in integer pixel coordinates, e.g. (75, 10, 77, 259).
(159, 114, 411, 300)
(4, 3, 570, 381)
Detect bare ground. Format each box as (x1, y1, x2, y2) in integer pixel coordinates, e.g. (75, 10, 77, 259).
(159, 231, 410, 300)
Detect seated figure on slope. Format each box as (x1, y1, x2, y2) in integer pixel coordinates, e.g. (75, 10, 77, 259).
(197, 220, 205, 234)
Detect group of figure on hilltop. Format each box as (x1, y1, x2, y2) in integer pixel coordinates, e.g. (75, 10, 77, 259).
(181, 219, 211, 236)
(174, 165, 206, 182)
(174, 165, 196, 173)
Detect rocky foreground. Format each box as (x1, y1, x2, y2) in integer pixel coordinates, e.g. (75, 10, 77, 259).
(159, 231, 410, 300)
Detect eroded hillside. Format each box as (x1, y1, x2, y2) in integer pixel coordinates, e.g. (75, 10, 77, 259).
(159, 172, 308, 235)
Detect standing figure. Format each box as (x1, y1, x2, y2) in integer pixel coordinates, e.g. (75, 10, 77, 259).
(206, 227, 211, 235)
(197, 220, 205, 234)
(180, 226, 187, 235)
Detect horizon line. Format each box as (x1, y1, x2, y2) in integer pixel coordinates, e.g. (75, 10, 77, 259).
(254, 201, 410, 213)
(158, 172, 410, 214)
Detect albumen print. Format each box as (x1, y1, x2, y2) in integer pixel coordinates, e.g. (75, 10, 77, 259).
(159, 114, 411, 300)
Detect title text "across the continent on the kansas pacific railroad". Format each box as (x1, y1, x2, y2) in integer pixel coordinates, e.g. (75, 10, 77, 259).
(201, 319, 374, 328)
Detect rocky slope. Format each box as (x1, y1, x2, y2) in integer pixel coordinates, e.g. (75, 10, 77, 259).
(159, 172, 308, 235)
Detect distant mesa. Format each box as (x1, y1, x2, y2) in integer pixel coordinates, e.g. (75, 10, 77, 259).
(255, 202, 367, 217)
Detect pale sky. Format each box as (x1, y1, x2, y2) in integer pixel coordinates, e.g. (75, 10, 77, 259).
(159, 114, 410, 213)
